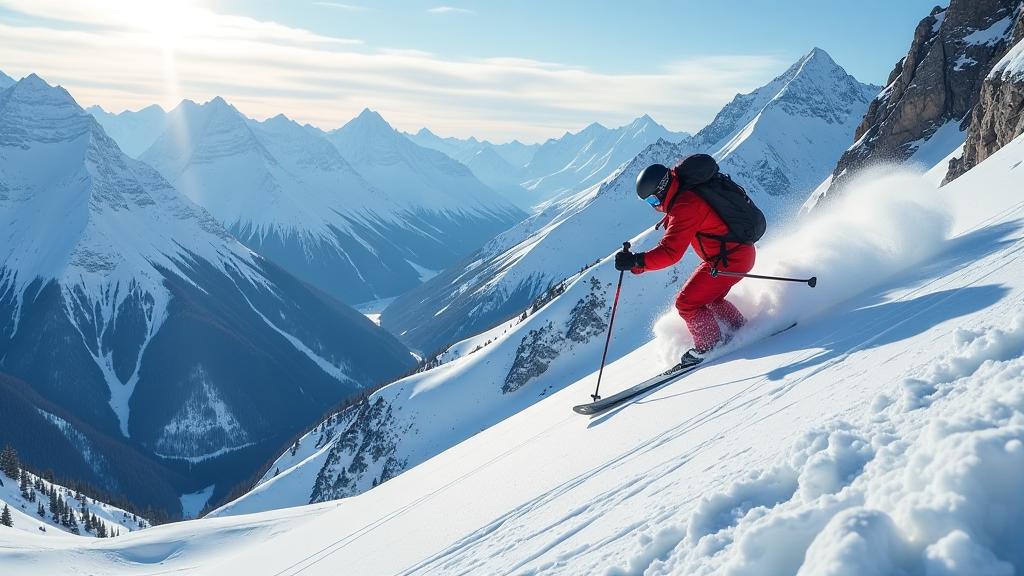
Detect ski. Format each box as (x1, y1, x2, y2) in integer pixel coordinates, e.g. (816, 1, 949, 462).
(572, 362, 702, 415)
(572, 322, 797, 416)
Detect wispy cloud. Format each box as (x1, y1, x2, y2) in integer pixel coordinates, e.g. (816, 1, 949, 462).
(0, 0, 785, 143)
(427, 7, 475, 15)
(313, 2, 369, 10)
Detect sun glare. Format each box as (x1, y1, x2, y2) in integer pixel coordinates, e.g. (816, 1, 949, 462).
(119, 0, 203, 51)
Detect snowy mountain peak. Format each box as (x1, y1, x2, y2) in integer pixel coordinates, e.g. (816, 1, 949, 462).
(329, 108, 411, 166)
(0, 73, 93, 146)
(141, 96, 273, 182)
(692, 48, 878, 155)
(353, 107, 389, 127)
(0, 69, 16, 89)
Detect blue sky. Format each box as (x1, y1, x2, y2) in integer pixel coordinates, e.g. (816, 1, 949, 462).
(0, 0, 945, 143)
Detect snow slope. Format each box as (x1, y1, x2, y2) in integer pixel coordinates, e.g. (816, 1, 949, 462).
(0, 465, 148, 539)
(0, 70, 15, 90)
(4, 109, 1022, 576)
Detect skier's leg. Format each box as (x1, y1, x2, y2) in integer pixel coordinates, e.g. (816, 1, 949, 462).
(676, 262, 742, 353)
(705, 245, 756, 333)
(708, 297, 745, 331)
(680, 305, 720, 353)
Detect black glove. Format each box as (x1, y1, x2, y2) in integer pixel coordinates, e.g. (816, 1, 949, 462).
(614, 250, 645, 271)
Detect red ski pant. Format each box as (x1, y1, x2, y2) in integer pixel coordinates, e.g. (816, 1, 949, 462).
(675, 246, 755, 353)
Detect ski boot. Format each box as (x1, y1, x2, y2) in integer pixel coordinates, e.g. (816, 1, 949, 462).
(662, 348, 704, 375)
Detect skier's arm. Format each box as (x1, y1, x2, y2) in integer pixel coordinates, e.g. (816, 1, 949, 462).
(635, 197, 702, 272)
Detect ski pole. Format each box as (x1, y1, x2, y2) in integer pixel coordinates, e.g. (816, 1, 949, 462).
(591, 241, 630, 401)
(710, 267, 817, 288)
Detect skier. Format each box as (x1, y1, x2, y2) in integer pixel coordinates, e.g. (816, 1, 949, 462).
(614, 156, 757, 369)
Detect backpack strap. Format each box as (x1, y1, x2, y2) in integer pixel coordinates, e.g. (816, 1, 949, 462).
(694, 233, 744, 269)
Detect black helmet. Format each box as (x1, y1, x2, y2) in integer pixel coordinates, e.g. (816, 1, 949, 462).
(636, 164, 671, 200)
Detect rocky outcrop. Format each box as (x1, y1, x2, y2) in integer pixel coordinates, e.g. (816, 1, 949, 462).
(945, 13, 1024, 182)
(817, 0, 1020, 205)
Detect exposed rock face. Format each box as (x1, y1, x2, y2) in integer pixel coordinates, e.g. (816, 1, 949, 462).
(818, 0, 1020, 205)
(945, 12, 1024, 182)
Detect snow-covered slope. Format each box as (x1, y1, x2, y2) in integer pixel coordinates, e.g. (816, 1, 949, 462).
(381, 49, 878, 356)
(0, 455, 149, 538)
(87, 104, 168, 158)
(6, 92, 1024, 576)
(0, 75, 416, 514)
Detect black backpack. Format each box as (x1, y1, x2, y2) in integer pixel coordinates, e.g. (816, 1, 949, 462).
(667, 154, 767, 264)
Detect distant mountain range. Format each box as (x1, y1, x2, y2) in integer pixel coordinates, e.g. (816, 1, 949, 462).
(407, 117, 690, 211)
(0, 75, 417, 515)
(88, 102, 690, 310)
(87, 104, 168, 158)
(404, 129, 538, 210)
(381, 48, 880, 356)
(134, 101, 525, 306)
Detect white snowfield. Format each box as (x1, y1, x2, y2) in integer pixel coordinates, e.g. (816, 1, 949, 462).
(3, 139, 1024, 574)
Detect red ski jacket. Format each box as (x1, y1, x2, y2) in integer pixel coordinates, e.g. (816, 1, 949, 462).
(634, 178, 755, 273)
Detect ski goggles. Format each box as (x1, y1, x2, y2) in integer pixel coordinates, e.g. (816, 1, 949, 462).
(645, 170, 671, 207)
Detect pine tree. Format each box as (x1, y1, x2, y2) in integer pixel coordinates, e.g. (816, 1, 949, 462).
(37, 502, 45, 518)
(0, 445, 19, 479)
(51, 494, 61, 524)
(1, 504, 12, 527)
(96, 521, 107, 538)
